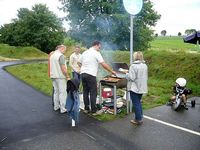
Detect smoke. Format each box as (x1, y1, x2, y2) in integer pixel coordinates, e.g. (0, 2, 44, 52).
(94, 15, 119, 50)
(68, 14, 122, 51)
(101, 41, 118, 51)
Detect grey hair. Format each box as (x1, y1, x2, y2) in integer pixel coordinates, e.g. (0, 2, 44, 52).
(56, 44, 66, 50)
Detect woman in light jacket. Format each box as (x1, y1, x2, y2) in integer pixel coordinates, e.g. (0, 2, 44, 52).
(126, 51, 148, 125)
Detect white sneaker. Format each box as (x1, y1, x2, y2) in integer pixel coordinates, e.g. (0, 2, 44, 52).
(60, 108, 67, 113)
(54, 107, 60, 111)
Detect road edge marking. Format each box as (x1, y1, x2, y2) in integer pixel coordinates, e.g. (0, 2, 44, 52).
(144, 115, 200, 136)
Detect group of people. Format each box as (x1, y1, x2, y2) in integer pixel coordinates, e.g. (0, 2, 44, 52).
(48, 41, 190, 126)
(49, 41, 116, 116)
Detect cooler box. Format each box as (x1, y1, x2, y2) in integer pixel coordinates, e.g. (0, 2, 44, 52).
(102, 88, 113, 98)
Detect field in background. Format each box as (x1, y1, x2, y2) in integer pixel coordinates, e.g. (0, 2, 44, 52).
(150, 36, 200, 51)
(1, 36, 199, 61)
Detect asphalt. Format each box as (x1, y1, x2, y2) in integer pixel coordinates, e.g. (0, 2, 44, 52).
(0, 61, 200, 150)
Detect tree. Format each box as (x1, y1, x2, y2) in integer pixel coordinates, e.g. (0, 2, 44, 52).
(178, 32, 182, 36)
(0, 4, 65, 53)
(59, 0, 160, 50)
(161, 30, 167, 36)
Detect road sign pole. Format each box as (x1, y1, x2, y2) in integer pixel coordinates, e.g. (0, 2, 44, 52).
(130, 15, 134, 64)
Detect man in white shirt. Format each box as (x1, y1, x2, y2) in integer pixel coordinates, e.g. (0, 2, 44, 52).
(80, 41, 116, 115)
(50, 45, 70, 113)
(69, 46, 82, 81)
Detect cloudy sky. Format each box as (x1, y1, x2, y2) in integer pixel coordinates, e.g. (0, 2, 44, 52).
(0, 0, 200, 35)
(151, 0, 200, 35)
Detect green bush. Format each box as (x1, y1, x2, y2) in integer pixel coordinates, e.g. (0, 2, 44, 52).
(64, 37, 78, 46)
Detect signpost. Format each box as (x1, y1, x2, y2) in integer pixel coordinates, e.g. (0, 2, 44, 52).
(123, 0, 143, 64)
(123, 0, 143, 113)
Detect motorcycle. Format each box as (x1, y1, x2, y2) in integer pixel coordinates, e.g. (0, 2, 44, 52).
(172, 86, 195, 111)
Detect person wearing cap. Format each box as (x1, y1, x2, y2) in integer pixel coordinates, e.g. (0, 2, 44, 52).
(79, 41, 116, 116)
(50, 45, 70, 113)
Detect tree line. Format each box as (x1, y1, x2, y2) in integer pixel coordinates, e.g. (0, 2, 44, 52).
(156, 29, 197, 37)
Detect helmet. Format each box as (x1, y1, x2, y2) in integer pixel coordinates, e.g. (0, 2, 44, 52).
(176, 77, 186, 87)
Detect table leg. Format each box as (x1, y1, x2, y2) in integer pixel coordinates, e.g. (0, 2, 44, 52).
(114, 85, 117, 115)
(99, 82, 102, 104)
(126, 87, 129, 114)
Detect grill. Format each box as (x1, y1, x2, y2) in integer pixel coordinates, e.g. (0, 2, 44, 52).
(99, 62, 129, 115)
(100, 62, 128, 88)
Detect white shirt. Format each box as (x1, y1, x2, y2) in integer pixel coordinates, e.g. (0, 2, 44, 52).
(80, 47, 104, 77)
(69, 52, 82, 73)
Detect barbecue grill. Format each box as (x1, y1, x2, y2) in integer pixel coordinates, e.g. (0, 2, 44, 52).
(99, 62, 129, 115)
(100, 62, 128, 88)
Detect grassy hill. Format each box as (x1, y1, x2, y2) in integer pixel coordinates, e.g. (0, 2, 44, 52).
(0, 44, 48, 60)
(102, 49, 200, 103)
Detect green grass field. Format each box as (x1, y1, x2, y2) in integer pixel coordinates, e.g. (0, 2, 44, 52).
(150, 36, 200, 51)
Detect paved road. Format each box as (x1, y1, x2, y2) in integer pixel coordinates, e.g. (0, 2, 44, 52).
(0, 61, 199, 150)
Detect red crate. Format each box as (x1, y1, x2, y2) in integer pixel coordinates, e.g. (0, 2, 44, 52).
(102, 88, 113, 98)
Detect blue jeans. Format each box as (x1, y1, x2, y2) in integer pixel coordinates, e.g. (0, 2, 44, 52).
(130, 91, 143, 121)
(72, 72, 81, 82)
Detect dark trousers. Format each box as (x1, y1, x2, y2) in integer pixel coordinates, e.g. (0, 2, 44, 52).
(81, 73, 97, 113)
